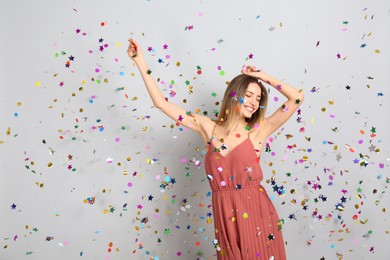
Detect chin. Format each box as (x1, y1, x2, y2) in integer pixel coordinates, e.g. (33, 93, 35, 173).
(243, 113, 253, 119)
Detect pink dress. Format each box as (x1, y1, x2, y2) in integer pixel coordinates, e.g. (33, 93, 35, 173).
(204, 129, 287, 260)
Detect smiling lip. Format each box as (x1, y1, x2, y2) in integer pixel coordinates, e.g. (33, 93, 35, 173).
(244, 105, 255, 113)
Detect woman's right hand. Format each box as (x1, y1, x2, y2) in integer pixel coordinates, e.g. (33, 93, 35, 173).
(127, 38, 144, 64)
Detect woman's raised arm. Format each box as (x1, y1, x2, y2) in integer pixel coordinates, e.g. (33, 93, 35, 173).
(127, 38, 211, 139)
(242, 65, 304, 136)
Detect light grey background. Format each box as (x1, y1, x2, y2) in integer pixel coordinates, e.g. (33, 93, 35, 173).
(1, 0, 389, 259)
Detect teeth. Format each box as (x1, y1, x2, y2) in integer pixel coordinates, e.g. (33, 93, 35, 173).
(245, 106, 254, 112)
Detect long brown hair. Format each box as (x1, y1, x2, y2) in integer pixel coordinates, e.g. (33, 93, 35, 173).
(217, 74, 268, 130)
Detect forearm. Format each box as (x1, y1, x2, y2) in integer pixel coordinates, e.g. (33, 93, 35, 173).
(258, 71, 304, 101)
(135, 61, 166, 108)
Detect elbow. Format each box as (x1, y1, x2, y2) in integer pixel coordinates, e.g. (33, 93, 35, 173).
(300, 93, 305, 102)
(298, 90, 304, 103)
(153, 99, 166, 110)
(154, 102, 162, 109)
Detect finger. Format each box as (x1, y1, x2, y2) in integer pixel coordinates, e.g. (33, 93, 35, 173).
(130, 39, 138, 51)
(130, 38, 138, 46)
(246, 65, 256, 72)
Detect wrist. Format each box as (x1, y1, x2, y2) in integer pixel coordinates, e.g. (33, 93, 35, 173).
(136, 61, 147, 70)
(256, 69, 266, 78)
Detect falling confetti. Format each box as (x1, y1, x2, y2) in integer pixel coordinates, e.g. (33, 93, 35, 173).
(1, 3, 388, 260)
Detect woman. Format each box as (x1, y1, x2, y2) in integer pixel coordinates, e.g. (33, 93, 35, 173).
(127, 38, 304, 260)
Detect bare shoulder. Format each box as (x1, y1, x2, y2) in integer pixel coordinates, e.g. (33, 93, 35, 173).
(193, 114, 216, 144)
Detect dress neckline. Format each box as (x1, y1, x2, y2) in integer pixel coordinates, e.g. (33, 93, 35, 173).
(209, 135, 259, 159)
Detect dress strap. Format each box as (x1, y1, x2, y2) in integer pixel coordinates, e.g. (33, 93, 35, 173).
(210, 122, 218, 141)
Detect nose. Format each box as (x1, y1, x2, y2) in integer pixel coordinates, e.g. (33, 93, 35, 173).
(248, 96, 258, 107)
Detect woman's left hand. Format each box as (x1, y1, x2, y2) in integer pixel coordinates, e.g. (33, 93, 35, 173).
(241, 64, 260, 76)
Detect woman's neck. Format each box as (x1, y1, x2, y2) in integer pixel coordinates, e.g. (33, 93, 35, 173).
(226, 118, 248, 133)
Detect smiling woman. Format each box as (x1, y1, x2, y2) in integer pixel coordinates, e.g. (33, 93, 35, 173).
(128, 38, 304, 259)
(217, 73, 269, 131)
(1, 1, 388, 259)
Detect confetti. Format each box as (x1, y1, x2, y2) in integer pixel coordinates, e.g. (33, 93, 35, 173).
(1, 4, 388, 260)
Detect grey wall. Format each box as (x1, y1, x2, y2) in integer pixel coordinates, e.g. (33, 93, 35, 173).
(1, 0, 389, 259)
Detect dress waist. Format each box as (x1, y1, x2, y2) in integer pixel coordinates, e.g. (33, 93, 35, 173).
(212, 179, 263, 192)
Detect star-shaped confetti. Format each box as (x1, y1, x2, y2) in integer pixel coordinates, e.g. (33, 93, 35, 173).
(267, 234, 275, 240)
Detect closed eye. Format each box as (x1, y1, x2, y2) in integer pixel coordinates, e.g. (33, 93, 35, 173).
(246, 91, 261, 102)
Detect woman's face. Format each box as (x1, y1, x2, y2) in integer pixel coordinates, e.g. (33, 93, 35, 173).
(239, 82, 261, 118)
